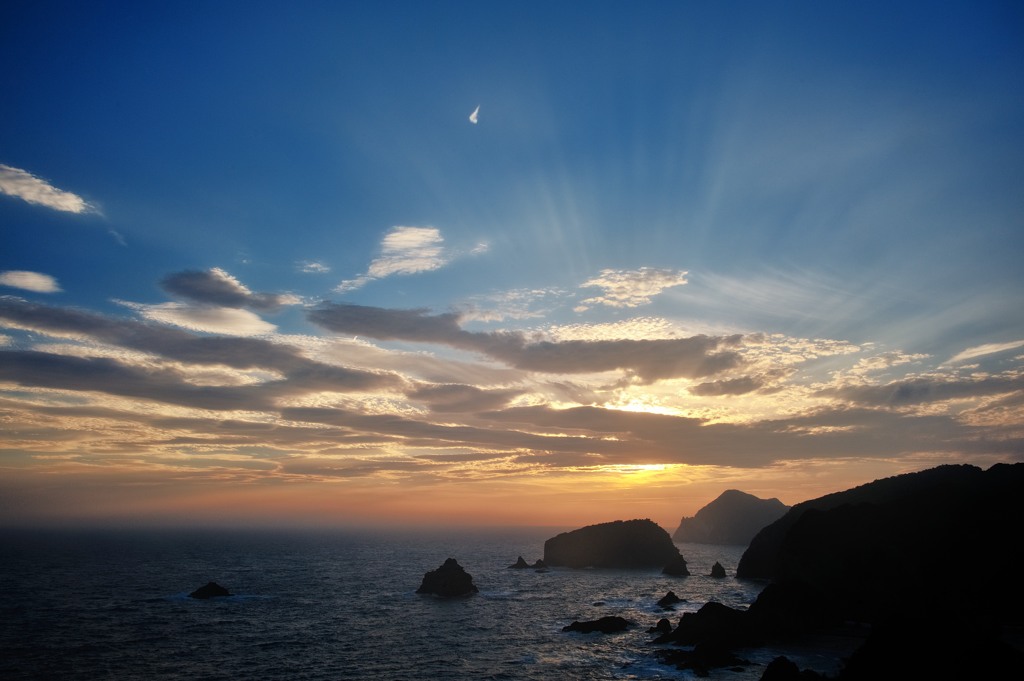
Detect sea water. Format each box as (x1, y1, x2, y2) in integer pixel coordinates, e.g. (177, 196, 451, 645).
(0, 527, 843, 680)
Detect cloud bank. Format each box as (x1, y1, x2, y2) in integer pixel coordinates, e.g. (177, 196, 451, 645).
(308, 302, 744, 382)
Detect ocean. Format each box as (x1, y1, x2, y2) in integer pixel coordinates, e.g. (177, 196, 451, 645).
(0, 527, 851, 680)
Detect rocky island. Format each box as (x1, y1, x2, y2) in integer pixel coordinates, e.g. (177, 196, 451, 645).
(416, 558, 478, 598)
(544, 519, 683, 569)
(672, 489, 788, 545)
(562, 616, 631, 634)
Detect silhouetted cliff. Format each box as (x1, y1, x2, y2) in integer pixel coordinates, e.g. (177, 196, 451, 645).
(736, 463, 1024, 624)
(544, 519, 681, 569)
(654, 463, 1024, 677)
(672, 489, 788, 545)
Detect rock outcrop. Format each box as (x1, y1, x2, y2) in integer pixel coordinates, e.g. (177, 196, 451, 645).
(710, 561, 726, 578)
(508, 556, 547, 570)
(562, 615, 630, 634)
(673, 489, 788, 545)
(662, 554, 690, 576)
(544, 519, 683, 569)
(189, 581, 231, 599)
(657, 590, 683, 609)
(416, 558, 478, 598)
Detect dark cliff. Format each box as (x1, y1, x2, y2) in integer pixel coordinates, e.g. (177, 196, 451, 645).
(544, 519, 681, 569)
(736, 463, 1024, 621)
(656, 463, 1024, 678)
(672, 489, 788, 545)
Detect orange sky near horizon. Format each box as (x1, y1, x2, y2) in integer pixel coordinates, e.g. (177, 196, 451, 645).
(0, 454, 979, 530)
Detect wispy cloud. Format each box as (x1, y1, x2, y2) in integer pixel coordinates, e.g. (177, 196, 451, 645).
(948, 340, 1024, 364)
(337, 226, 449, 292)
(0, 270, 61, 293)
(576, 267, 689, 311)
(0, 164, 95, 214)
(458, 287, 568, 322)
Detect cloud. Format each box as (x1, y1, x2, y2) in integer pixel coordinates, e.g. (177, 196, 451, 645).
(337, 226, 448, 292)
(576, 267, 688, 311)
(279, 457, 428, 479)
(0, 271, 61, 293)
(160, 268, 300, 311)
(308, 302, 744, 382)
(0, 350, 274, 411)
(481, 403, 1023, 468)
(298, 260, 330, 274)
(279, 405, 607, 455)
(408, 383, 523, 413)
(689, 376, 764, 396)
(948, 340, 1024, 364)
(819, 373, 1024, 406)
(548, 317, 679, 341)
(841, 351, 929, 379)
(458, 288, 569, 322)
(122, 301, 278, 336)
(0, 164, 95, 214)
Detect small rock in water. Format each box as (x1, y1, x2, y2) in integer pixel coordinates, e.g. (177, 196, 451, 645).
(562, 615, 630, 634)
(657, 590, 684, 609)
(710, 561, 727, 578)
(648, 618, 673, 634)
(189, 581, 231, 599)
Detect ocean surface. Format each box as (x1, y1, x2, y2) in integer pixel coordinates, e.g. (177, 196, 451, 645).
(0, 527, 851, 680)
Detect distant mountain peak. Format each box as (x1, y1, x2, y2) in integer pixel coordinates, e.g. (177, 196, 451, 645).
(673, 490, 789, 545)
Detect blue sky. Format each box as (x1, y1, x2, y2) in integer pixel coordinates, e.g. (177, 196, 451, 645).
(1, 1, 1022, 527)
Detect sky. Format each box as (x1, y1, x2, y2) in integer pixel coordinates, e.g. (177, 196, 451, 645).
(2, 0, 1023, 529)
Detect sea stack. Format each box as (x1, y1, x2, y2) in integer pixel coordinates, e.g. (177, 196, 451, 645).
(416, 558, 479, 598)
